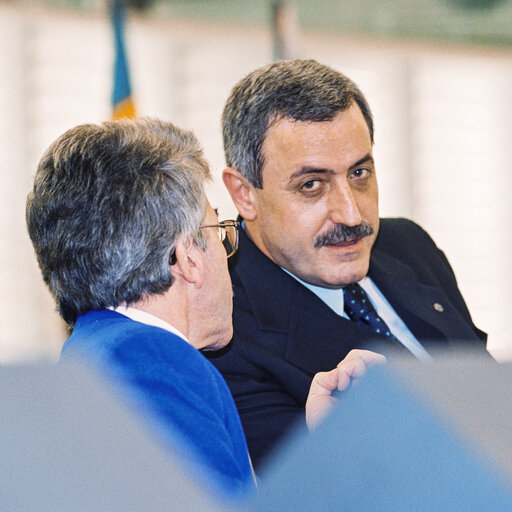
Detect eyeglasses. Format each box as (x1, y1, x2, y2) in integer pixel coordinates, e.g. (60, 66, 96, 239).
(169, 219, 240, 265)
(200, 220, 240, 258)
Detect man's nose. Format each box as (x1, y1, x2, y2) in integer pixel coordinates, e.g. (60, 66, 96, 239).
(329, 184, 363, 227)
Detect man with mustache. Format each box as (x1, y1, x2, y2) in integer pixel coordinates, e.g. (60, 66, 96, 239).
(207, 59, 488, 470)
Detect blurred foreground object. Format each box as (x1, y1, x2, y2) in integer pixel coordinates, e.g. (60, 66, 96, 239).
(0, 361, 235, 511)
(249, 355, 512, 511)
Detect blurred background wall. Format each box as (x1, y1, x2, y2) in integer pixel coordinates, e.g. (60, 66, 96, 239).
(1, 0, 511, 363)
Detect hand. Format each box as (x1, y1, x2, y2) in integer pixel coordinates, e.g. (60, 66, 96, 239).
(305, 349, 386, 431)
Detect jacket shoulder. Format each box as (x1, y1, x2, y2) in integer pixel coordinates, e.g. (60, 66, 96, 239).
(375, 218, 441, 262)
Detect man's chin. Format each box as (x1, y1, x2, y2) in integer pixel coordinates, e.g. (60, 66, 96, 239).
(315, 267, 370, 289)
(201, 328, 233, 352)
(325, 251, 371, 286)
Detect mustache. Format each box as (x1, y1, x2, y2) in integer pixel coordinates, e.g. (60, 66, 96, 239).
(314, 222, 374, 248)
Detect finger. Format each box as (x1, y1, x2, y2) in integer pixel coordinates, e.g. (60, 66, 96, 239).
(309, 368, 341, 397)
(336, 350, 386, 391)
(337, 357, 366, 391)
(337, 349, 386, 368)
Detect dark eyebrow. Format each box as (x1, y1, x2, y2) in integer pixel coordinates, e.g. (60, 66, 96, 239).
(350, 153, 374, 169)
(289, 153, 375, 183)
(289, 167, 333, 182)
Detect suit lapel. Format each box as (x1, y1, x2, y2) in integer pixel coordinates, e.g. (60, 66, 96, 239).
(369, 250, 445, 329)
(231, 226, 294, 334)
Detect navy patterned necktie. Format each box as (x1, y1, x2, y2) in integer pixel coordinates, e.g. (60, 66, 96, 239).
(343, 283, 398, 342)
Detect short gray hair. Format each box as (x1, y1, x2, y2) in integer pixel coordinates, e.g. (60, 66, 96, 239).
(222, 59, 374, 188)
(26, 118, 211, 325)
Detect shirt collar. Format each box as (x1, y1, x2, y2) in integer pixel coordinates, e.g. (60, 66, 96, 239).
(282, 268, 374, 318)
(282, 268, 346, 316)
(110, 305, 190, 344)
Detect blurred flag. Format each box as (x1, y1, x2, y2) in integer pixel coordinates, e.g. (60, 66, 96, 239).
(111, 0, 136, 119)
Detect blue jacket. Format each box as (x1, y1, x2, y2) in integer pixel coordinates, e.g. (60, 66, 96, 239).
(62, 309, 253, 498)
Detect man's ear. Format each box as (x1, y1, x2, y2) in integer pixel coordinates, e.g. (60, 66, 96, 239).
(222, 167, 258, 221)
(171, 236, 205, 289)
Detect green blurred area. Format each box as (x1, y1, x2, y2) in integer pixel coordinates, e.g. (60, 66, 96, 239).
(44, 0, 512, 48)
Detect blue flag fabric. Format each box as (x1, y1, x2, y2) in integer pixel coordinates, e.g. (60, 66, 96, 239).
(111, 0, 136, 119)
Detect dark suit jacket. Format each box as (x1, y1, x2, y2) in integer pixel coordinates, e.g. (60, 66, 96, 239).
(207, 218, 488, 470)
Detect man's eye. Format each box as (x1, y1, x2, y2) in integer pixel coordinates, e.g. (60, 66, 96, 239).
(351, 168, 370, 179)
(301, 180, 320, 190)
